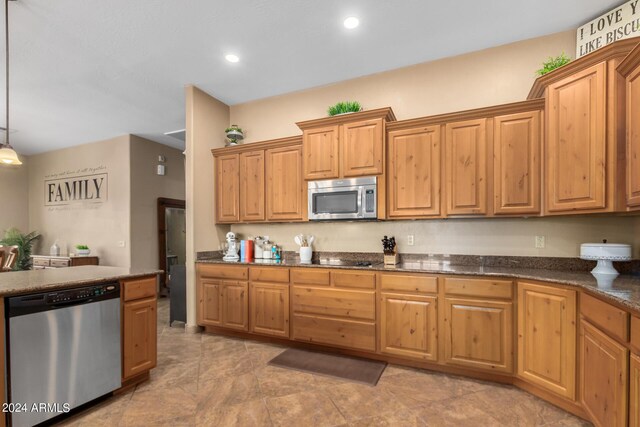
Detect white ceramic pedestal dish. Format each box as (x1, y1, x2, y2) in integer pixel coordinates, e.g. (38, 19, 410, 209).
(580, 243, 632, 288)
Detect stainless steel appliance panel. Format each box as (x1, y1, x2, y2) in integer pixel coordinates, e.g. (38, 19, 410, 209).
(8, 294, 121, 427)
(308, 176, 377, 220)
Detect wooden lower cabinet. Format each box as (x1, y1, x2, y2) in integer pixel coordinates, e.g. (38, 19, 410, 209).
(123, 297, 157, 379)
(380, 292, 438, 361)
(221, 281, 249, 331)
(250, 282, 290, 337)
(443, 297, 513, 373)
(581, 319, 629, 427)
(199, 279, 222, 326)
(631, 354, 640, 427)
(292, 313, 376, 351)
(517, 282, 577, 400)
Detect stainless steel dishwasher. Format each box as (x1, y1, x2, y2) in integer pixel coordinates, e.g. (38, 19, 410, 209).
(6, 283, 122, 427)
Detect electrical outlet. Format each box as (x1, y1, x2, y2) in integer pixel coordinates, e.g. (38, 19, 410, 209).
(407, 235, 414, 246)
(117, 241, 126, 248)
(535, 236, 545, 249)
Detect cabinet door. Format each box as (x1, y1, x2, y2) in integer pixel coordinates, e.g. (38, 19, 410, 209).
(387, 126, 441, 218)
(627, 65, 640, 208)
(493, 111, 541, 215)
(215, 154, 240, 223)
(341, 118, 384, 177)
(546, 62, 607, 212)
(123, 297, 157, 379)
(222, 281, 249, 331)
(266, 146, 305, 221)
(443, 298, 513, 373)
(303, 125, 340, 180)
(581, 320, 629, 427)
(250, 282, 290, 338)
(631, 354, 640, 427)
(445, 119, 488, 215)
(198, 279, 222, 326)
(380, 293, 438, 361)
(239, 150, 265, 222)
(517, 282, 577, 399)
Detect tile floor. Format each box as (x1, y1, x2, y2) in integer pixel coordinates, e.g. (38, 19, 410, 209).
(57, 298, 592, 426)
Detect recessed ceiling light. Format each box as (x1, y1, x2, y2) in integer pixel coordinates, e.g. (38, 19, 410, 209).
(343, 16, 359, 29)
(225, 54, 239, 63)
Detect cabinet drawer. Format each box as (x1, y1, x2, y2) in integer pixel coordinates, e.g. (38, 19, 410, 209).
(291, 268, 330, 285)
(292, 286, 375, 320)
(292, 313, 376, 351)
(32, 258, 50, 267)
(631, 316, 640, 352)
(380, 274, 438, 294)
(444, 277, 513, 299)
(581, 293, 629, 343)
(123, 276, 157, 302)
(50, 259, 70, 268)
(198, 264, 248, 280)
(332, 270, 376, 289)
(250, 267, 289, 283)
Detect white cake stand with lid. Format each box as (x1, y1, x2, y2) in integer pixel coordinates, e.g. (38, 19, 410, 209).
(580, 241, 632, 287)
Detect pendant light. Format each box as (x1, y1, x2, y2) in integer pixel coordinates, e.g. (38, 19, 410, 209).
(0, 0, 20, 166)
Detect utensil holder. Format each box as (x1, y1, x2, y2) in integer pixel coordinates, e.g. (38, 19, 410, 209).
(300, 246, 313, 262)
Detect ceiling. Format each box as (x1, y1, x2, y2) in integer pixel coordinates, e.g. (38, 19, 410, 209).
(3, 0, 623, 154)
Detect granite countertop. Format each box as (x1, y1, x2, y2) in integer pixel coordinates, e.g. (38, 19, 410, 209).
(197, 257, 640, 314)
(0, 266, 162, 297)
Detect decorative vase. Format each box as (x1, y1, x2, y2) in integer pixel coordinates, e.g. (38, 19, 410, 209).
(76, 249, 91, 256)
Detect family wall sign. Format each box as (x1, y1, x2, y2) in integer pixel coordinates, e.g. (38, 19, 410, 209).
(577, 0, 640, 58)
(44, 166, 108, 207)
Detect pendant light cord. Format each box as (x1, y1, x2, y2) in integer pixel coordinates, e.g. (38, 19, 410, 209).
(4, 0, 9, 147)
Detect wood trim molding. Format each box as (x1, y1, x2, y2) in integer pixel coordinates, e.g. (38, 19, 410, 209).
(386, 99, 545, 132)
(295, 107, 396, 130)
(618, 40, 640, 76)
(528, 38, 640, 99)
(211, 135, 302, 156)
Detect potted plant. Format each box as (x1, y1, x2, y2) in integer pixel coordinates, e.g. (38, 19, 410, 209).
(225, 125, 244, 145)
(327, 101, 362, 116)
(75, 244, 91, 256)
(0, 228, 41, 270)
(536, 53, 571, 76)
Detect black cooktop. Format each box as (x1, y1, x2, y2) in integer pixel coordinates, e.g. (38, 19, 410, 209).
(313, 259, 373, 267)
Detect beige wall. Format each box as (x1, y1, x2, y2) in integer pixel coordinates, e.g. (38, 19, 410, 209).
(130, 135, 185, 270)
(0, 158, 29, 235)
(185, 85, 230, 328)
(226, 30, 639, 258)
(28, 135, 131, 267)
(230, 31, 576, 143)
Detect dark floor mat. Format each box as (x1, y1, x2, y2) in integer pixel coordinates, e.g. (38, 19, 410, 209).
(268, 348, 386, 386)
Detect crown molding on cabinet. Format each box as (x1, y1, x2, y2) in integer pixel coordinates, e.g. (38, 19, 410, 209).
(528, 37, 640, 99)
(211, 135, 302, 156)
(295, 107, 396, 130)
(618, 41, 640, 77)
(386, 99, 545, 132)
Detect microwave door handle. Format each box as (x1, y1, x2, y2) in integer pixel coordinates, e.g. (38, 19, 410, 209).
(357, 187, 364, 218)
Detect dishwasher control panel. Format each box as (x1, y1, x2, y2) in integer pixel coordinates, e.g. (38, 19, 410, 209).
(47, 284, 119, 304)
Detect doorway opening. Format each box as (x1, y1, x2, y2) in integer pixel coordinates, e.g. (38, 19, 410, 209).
(157, 198, 185, 294)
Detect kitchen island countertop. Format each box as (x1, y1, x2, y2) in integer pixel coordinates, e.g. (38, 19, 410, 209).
(0, 266, 161, 297)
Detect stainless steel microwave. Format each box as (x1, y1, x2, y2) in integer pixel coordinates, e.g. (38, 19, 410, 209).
(308, 176, 377, 220)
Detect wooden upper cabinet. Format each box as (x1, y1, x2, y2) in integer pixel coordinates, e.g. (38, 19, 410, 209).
(546, 62, 607, 213)
(303, 125, 340, 180)
(493, 111, 541, 215)
(266, 146, 305, 221)
(621, 45, 640, 209)
(517, 281, 577, 400)
(239, 151, 265, 222)
(445, 119, 488, 215)
(341, 118, 384, 177)
(580, 319, 629, 427)
(215, 154, 240, 223)
(387, 126, 441, 218)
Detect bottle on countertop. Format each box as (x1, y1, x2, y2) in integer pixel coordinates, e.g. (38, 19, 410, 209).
(50, 241, 60, 257)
